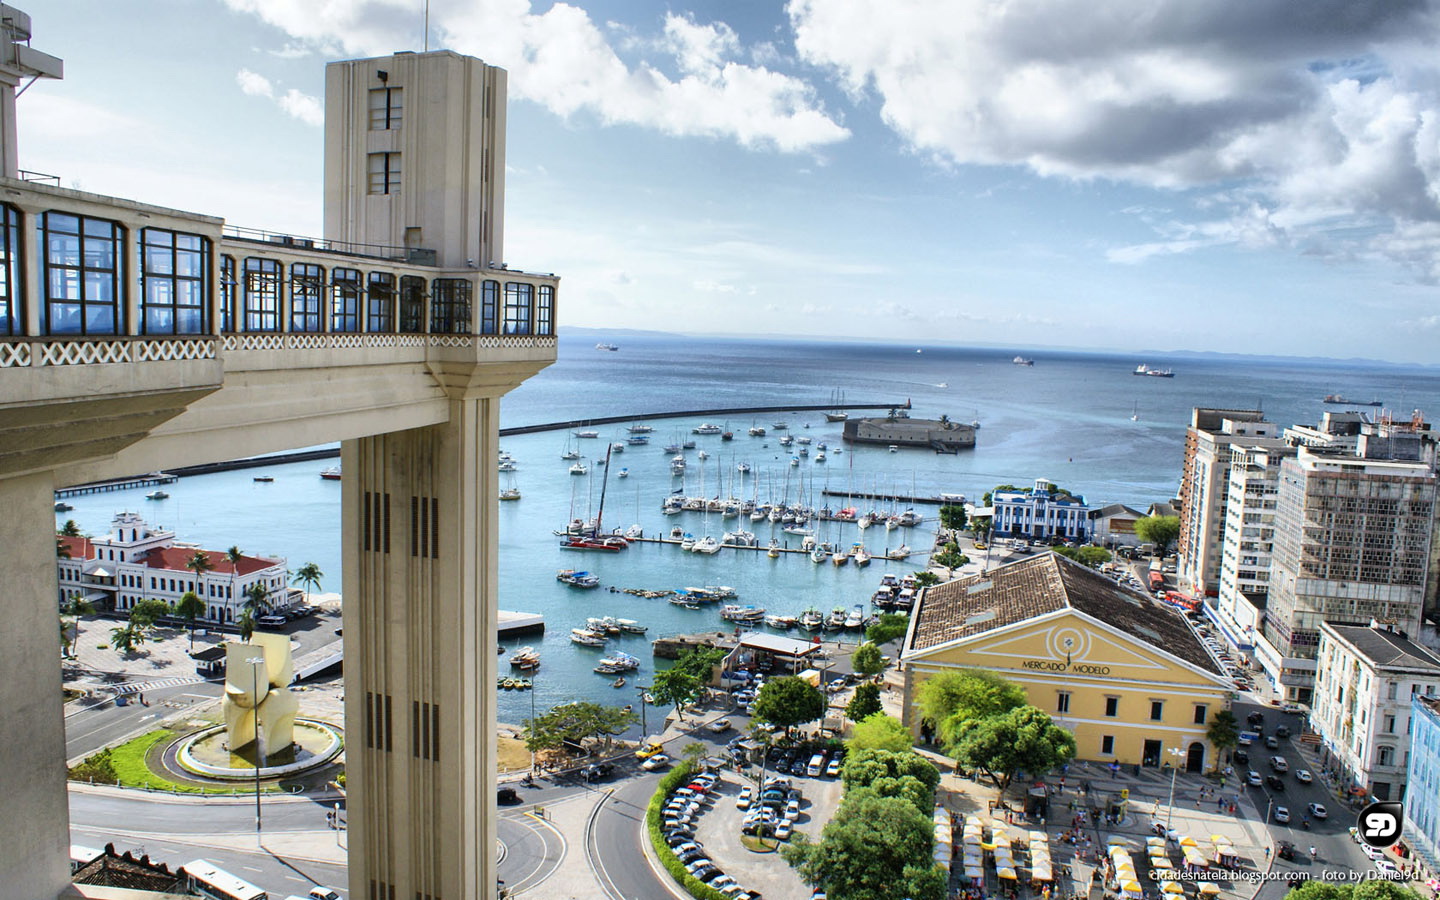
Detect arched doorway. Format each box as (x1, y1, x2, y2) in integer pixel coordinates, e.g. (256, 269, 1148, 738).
(1186, 742, 1205, 773)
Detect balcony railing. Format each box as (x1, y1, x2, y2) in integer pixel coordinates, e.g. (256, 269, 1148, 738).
(223, 224, 425, 265)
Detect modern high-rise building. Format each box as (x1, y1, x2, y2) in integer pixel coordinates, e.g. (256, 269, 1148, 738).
(1176, 409, 1283, 599)
(0, 8, 557, 898)
(1404, 694, 1440, 882)
(1258, 441, 1437, 703)
(1210, 445, 1295, 653)
(1311, 621, 1440, 802)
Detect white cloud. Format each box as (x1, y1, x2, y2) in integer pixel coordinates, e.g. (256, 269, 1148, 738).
(234, 68, 323, 127)
(788, 0, 1440, 280)
(225, 0, 848, 152)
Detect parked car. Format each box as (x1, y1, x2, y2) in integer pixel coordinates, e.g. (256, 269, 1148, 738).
(774, 821, 794, 840)
(581, 762, 616, 781)
(641, 754, 672, 771)
(736, 786, 754, 809)
(824, 758, 842, 777)
(706, 718, 732, 734)
(257, 614, 287, 627)
(1307, 803, 1328, 820)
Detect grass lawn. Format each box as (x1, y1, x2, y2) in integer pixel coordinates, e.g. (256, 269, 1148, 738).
(498, 734, 531, 772)
(71, 728, 291, 795)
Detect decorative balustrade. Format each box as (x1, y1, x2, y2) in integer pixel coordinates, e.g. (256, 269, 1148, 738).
(0, 337, 217, 368)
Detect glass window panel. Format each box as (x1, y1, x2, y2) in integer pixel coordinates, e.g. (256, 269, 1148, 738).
(83, 236, 115, 270)
(48, 303, 81, 334)
(84, 271, 114, 303)
(47, 233, 80, 266)
(145, 246, 173, 275)
(47, 213, 79, 234)
(85, 304, 114, 333)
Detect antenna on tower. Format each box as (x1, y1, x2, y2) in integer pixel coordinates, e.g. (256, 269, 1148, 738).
(423, 0, 430, 52)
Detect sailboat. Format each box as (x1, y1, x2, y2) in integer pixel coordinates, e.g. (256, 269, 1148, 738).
(560, 445, 628, 551)
(1131, 400, 1139, 422)
(824, 388, 848, 422)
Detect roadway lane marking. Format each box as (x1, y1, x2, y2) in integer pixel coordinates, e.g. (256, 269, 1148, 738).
(509, 811, 567, 896)
(584, 789, 624, 900)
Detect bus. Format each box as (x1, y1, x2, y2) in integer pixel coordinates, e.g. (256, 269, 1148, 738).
(1148, 558, 1164, 590)
(185, 859, 268, 900)
(69, 844, 103, 874)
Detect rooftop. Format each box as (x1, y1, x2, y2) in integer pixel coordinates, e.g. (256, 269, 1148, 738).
(736, 631, 822, 658)
(906, 552, 1220, 674)
(1322, 624, 1440, 673)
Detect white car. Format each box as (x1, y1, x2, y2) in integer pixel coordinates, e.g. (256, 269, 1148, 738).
(735, 786, 754, 809)
(641, 754, 672, 771)
(1376, 859, 1399, 875)
(1295, 769, 1313, 784)
(709, 875, 737, 890)
(775, 820, 794, 840)
(1362, 844, 1384, 860)
(309, 890, 341, 900)
(824, 758, 842, 777)
(706, 718, 732, 733)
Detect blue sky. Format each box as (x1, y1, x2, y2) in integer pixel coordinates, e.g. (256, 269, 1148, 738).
(19, 0, 1440, 362)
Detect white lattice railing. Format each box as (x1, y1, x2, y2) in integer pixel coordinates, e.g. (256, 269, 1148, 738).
(219, 332, 553, 351)
(0, 338, 216, 368)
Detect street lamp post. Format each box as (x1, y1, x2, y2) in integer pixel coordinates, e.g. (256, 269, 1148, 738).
(244, 655, 265, 849)
(1164, 746, 1184, 833)
(637, 685, 649, 737)
(528, 673, 537, 774)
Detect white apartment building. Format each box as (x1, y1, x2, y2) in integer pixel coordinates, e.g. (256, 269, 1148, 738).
(1177, 409, 1284, 599)
(1312, 621, 1440, 802)
(58, 512, 290, 623)
(1211, 445, 1295, 654)
(990, 478, 1093, 542)
(1258, 444, 1437, 703)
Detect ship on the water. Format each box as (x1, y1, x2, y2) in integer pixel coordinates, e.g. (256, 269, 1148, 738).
(1132, 364, 1174, 378)
(1012, 355, 1034, 366)
(1322, 394, 1382, 406)
(595, 342, 619, 351)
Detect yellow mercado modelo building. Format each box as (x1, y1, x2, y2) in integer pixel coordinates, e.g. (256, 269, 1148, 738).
(902, 553, 1234, 773)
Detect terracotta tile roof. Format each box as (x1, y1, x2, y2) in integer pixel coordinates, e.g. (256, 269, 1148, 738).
(141, 546, 277, 576)
(906, 552, 1221, 675)
(58, 535, 93, 559)
(72, 844, 189, 892)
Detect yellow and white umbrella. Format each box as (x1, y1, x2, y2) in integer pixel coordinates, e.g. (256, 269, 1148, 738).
(1150, 857, 1174, 870)
(998, 867, 1019, 881)
(1184, 849, 1209, 867)
(1109, 836, 1134, 847)
(1196, 883, 1222, 896)
(1179, 837, 1199, 848)
(1032, 866, 1054, 882)
(1162, 881, 1186, 894)
(1209, 835, 1230, 845)
(964, 866, 984, 880)
(1121, 880, 1144, 893)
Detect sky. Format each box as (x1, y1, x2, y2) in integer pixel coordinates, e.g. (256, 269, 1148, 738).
(18, 0, 1440, 363)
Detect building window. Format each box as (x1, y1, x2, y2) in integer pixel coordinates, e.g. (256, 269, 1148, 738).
(331, 268, 362, 332)
(369, 87, 403, 130)
(0, 204, 22, 335)
(39, 211, 124, 335)
(398, 275, 425, 333)
(536, 284, 555, 335)
(139, 228, 210, 335)
(1384, 714, 1395, 734)
(480, 279, 499, 335)
(1194, 704, 1208, 725)
(241, 258, 282, 332)
(220, 254, 236, 332)
(431, 278, 471, 334)
(366, 272, 395, 333)
(503, 282, 533, 335)
(367, 152, 401, 195)
(1104, 697, 1119, 717)
(1101, 735, 1115, 755)
(1056, 692, 1071, 714)
(1378, 745, 1395, 767)
(290, 263, 324, 333)
(1150, 700, 1164, 721)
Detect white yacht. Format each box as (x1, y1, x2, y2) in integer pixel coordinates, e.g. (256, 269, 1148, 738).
(691, 535, 722, 554)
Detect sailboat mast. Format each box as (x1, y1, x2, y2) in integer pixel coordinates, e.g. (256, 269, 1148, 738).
(595, 444, 614, 534)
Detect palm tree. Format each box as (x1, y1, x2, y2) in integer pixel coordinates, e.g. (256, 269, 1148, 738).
(293, 562, 323, 605)
(59, 595, 96, 657)
(174, 590, 205, 653)
(56, 537, 70, 559)
(225, 545, 243, 625)
(59, 519, 81, 537)
(242, 581, 270, 619)
(109, 622, 143, 655)
(237, 610, 256, 643)
(185, 551, 214, 604)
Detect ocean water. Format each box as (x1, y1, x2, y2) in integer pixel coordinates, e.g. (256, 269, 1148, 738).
(56, 334, 1440, 719)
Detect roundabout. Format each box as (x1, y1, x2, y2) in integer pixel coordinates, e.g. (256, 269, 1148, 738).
(174, 718, 343, 781)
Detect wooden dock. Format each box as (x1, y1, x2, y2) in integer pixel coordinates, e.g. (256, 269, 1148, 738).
(630, 534, 921, 562)
(55, 472, 177, 498)
(819, 489, 952, 506)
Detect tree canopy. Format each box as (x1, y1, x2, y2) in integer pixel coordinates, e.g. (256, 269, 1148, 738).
(1054, 545, 1112, 568)
(947, 705, 1076, 790)
(782, 789, 946, 900)
(846, 712, 913, 753)
(914, 668, 1026, 732)
(1135, 515, 1180, 555)
(1206, 709, 1239, 756)
(842, 747, 940, 798)
(58, 520, 82, 537)
(865, 613, 910, 646)
(912, 570, 941, 588)
(933, 550, 969, 570)
(650, 667, 702, 721)
(522, 701, 638, 754)
(851, 642, 885, 678)
(128, 597, 171, 630)
(845, 683, 883, 723)
(752, 676, 827, 733)
(939, 505, 968, 531)
(671, 645, 726, 681)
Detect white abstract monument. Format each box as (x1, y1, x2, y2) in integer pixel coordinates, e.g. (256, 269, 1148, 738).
(224, 633, 299, 763)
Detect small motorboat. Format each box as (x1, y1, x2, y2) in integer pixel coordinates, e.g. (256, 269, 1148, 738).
(253, 475, 274, 482)
(54, 501, 74, 512)
(499, 487, 522, 501)
(613, 676, 626, 688)
(145, 490, 169, 500)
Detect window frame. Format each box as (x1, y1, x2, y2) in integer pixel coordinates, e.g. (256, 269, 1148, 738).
(536, 284, 555, 335)
(502, 281, 533, 335)
(480, 279, 499, 335)
(1056, 691, 1071, 714)
(289, 263, 325, 333)
(1104, 696, 1120, 718)
(366, 271, 396, 333)
(0, 204, 22, 336)
(367, 152, 401, 195)
(431, 278, 472, 334)
(39, 211, 125, 336)
(220, 254, 237, 332)
(331, 267, 363, 333)
(1101, 735, 1115, 755)
(241, 257, 282, 333)
(368, 86, 404, 130)
(1149, 700, 1164, 722)
(398, 275, 425, 333)
(139, 227, 210, 335)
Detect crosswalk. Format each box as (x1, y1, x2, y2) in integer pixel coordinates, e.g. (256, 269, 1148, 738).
(106, 676, 205, 696)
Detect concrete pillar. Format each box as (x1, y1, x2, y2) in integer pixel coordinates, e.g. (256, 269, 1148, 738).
(0, 471, 71, 897)
(342, 395, 499, 900)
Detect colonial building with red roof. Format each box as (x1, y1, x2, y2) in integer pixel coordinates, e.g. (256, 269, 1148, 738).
(57, 512, 290, 624)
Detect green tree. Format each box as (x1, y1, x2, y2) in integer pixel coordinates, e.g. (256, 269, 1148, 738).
(933, 550, 969, 570)
(237, 609, 256, 643)
(174, 590, 206, 653)
(650, 667, 701, 722)
(913, 570, 941, 588)
(782, 789, 945, 900)
(840, 745, 939, 814)
(914, 668, 1026, 732)
(59, 519, 82, 537)
(847, 712, 912, 752)
(1283, 883, 1353, 900)
(1054, 545, 1112, 568)
(982, 485, 1020, 506)
(185, 550, 214, 591)
(56, 536, 70, 559)
(225, 544, 244, 614)
(938, 505, 968, 532)
(971, 517, 992, 539)
(846, 683, 883, 722)
(671, 645, 726, 682)
(851, 642, 885, 678)
(947, 705, 1076, 791)
(682, 741, 708, 766)
(1135, 515, 1181, 556)
(59, 596, 96, 658)
(866, 613, 910, 646)
(129, 597, 171, 631)
(293, 561, 324, 604)
(752, 675, 826, 736)
(1206, 709, 1239, 762)
(109, 622, 144, 655)
(1351, 881, 1422, 900)
(243, 581, 271, 619)
(522, 701, 639, 754)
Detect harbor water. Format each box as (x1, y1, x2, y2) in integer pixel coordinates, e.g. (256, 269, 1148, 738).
(54, 333, 1440, 720)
